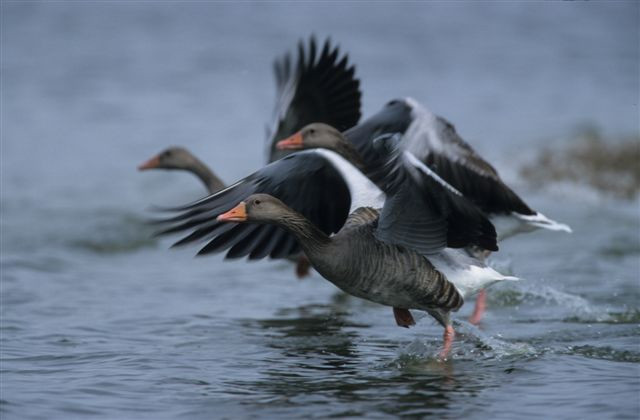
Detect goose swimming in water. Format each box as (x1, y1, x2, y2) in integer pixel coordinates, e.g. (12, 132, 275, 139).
(140, 37, 362, 277)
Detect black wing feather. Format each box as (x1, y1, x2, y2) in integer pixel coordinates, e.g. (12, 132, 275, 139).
(268, 37, 362, 162)
(343, 99, 414, 187)
(157, 151, 351, 260)
(402, 107, 536, 216)
(196, 224, 261, 256)
(226, 225, 275, 259)
(424, 152, 535, 216)
(365, 134, 498, 253)
(248, 225, 282, 260)
(170, 221, 233, 248)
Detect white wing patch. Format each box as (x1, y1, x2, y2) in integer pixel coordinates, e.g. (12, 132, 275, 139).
(313, 149, 386, 213)
(404, 151, 463, 197)
(515, 212, 572, 233)
(403, 97, 444, 155)
(491, 211, 572, 241)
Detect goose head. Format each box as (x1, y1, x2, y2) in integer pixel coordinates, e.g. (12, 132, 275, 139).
(275, 123, 345, 152)
(216, 194, 289, 224)
(138, 147, 200, 171)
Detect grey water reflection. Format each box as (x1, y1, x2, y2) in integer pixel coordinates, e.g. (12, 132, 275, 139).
(226, 296, 509, 417)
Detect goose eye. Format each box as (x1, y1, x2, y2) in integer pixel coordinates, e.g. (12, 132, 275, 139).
(309, 129, 315, 135)
(254, 200, 261, 205)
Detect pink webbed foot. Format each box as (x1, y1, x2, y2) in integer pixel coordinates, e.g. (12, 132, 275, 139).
(469, 289, 487, 325)
(439, 325, 456, 360)
(393, 307, 416, 328)
(295, 255, 311, 279)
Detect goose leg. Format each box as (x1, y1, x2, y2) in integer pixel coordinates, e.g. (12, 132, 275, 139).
(295, 255, 311, 279)
(393, 307, 416, 328)
(439, 324, 456, 360)
(469, 289, 487, 325)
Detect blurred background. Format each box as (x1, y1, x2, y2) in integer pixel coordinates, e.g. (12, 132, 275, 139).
(2, 2, 638, 419)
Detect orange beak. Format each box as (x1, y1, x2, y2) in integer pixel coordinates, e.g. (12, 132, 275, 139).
(217, 202, 247, 222)
(138, 155, 161, 171)
(276, 132, 303, 150)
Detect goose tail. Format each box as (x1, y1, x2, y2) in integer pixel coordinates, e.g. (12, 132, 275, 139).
(517, 211, 572, 233)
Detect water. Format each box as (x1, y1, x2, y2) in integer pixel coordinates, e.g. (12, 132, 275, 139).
(1, 2, 639, 419)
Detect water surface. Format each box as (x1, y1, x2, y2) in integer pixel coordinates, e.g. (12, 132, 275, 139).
(1, 2, 639, 419)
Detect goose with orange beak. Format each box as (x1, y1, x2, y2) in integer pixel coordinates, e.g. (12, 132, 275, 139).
(142, 37, 363, 279)
(159, 133, 519, 359)
(209, 184, 516, 361)
(280, 99, 571, 244)
(276, 98, 571, 324)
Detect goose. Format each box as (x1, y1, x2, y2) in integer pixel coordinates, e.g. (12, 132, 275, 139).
(276, 98, 570, 322)
(140, 37, 362, 277)
(276, 123, 501, 324)
(217, 194, 467, 359)
(156, 135, 516, 358)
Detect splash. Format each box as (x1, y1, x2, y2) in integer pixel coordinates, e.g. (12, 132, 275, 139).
(491, 283, 609, 318)
(393, 321, 538, 365)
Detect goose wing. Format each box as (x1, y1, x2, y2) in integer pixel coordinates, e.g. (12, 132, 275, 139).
(403, 104, 535, 216)
(346, 98, 535, 217)
(368, 135, 498, 255)
(267, 37, 362, 162)
(156, 151, 351, 259)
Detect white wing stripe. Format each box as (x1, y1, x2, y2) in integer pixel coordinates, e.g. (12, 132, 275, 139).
(313, 149, 386, 213)
(404, 151, 463, 196)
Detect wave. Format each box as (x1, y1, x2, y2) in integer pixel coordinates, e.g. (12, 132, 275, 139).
(3, 205, 158, 256)
(562, 345, 640, 363)
(67, 211, 157, 254)
(563, 308, 640, 325)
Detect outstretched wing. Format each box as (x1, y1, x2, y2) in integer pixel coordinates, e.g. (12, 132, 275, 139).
(267, 37, 362, 162)
(403, 105, 535, 216)
(156, 151, 351, 259)
(345, 97, 533, 220)
(366, 134, 498, 255)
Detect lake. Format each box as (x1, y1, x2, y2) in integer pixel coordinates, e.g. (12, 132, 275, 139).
(1, 2, 639, 419)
